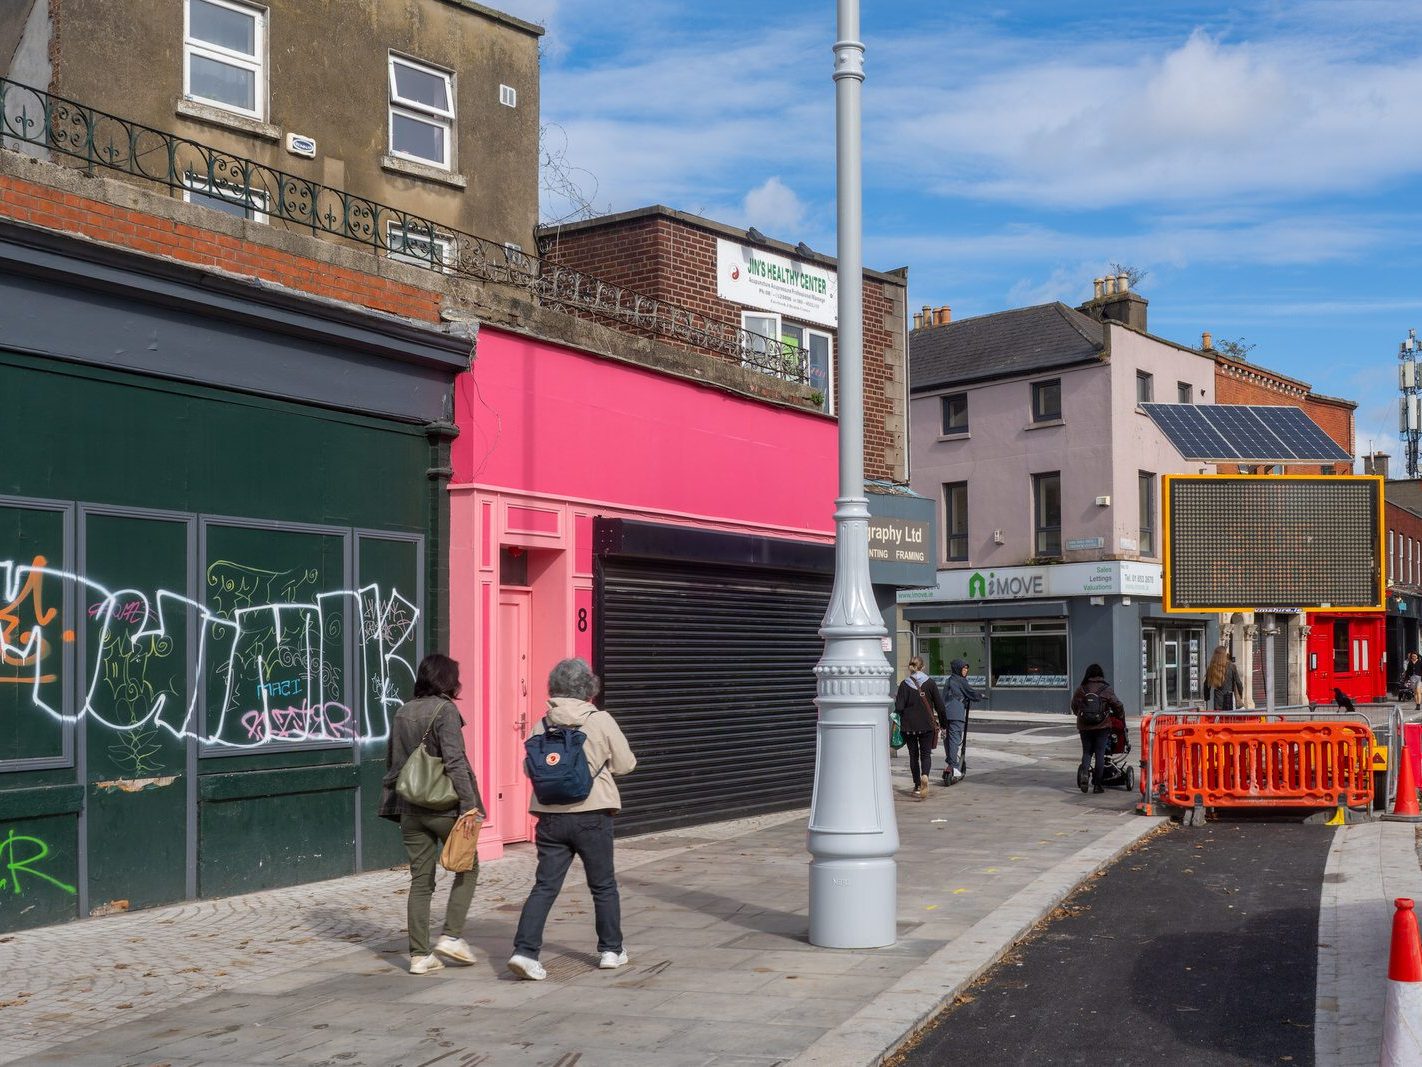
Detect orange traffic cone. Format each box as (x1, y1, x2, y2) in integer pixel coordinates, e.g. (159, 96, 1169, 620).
(1385, 740, 1422, 822)
(1381, 898, 1422, 1066)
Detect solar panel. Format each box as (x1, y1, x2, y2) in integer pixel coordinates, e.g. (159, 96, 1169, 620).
(1140, 404, 1351, 463)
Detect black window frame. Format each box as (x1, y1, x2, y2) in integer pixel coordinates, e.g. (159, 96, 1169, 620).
(944, 481, 968, 561)
(1138, 470, 1155, 557)
(940, 393, 969, 435)
(1136, 370, 1154, 404)
(1032, 471, 1062, 558)
(1031, 378, 1061, 423)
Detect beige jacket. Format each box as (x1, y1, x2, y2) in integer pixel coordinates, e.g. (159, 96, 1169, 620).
(528, 698, 637, 814)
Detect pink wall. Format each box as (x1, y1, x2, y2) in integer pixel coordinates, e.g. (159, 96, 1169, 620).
(453, 327, 838, 531)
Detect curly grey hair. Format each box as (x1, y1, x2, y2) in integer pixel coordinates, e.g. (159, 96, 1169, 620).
(547, 657, 599, 700)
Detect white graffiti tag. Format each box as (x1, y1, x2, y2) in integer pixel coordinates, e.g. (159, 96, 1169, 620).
(0, 559, 418, 748)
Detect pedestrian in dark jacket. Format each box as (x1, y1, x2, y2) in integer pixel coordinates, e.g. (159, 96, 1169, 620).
(894, 656, 946, 799)
(940, 658, 983, 784)
(380, 653, 484, 975)
(1071, 663, 1125, 794)
(1204, 645, 1243, 710)
(1402, 652, 1422, 711)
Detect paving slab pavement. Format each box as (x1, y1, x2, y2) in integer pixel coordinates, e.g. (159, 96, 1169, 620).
(0, 722, 1162, 1065)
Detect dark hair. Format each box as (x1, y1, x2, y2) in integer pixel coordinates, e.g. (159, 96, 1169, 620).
(413, 653, 461, 699)
(1080, 663, 1105, 686)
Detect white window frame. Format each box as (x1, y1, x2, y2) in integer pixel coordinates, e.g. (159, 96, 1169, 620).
(183, 0, 266, 120)
(739, 311, 834, 412)
(181, 169, 268, 222)
(387, 220, 452, 271)
(388, 54, 455, 170)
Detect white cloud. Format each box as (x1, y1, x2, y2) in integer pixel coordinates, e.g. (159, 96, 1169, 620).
(873, 28, 1422, 209)
(742, 177, 805, 235)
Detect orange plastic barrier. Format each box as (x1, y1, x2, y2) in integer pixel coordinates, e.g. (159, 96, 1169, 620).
(1138, 715, 1373, 813)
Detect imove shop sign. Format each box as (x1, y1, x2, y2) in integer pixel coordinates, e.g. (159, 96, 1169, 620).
(716, 239, 838, 329)
(897, 561, 1163, 604)
(867, 517, 929, 565)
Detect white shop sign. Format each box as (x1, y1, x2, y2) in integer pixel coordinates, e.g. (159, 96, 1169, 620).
(716, 238, 838, 328)
(898, 561, 1164, 604)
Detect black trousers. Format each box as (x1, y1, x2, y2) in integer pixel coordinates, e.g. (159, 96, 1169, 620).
(512, 811, 621, 958)
(903, 730, 933, 786)
(1079, 728, 1112, 788)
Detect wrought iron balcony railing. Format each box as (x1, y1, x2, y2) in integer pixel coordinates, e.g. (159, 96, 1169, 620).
(0, 77, 809, 385)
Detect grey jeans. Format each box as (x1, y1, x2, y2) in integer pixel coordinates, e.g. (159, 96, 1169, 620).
(512, 811, 621, 958)
(401, 813, 478, 957)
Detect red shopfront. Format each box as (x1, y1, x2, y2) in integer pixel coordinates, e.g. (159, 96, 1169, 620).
(1305, 612, 1387, 705)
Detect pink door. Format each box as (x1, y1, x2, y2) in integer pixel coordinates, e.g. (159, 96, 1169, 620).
(496, 589, 534, 843)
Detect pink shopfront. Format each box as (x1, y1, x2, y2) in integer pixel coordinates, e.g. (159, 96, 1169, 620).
(450, 326, 838, 857)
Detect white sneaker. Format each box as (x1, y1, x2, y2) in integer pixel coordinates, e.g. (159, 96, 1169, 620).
(951, 769, 964, 782)
(507, 954, 547, 981)
(434, 935, 476, 965)
(597, 950, 628, 970)
(409, 953, 444, 975)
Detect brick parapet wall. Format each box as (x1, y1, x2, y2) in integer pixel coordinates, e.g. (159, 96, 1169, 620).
(1213, 357, 1355, 475)
(542, 214, 907, 481)
(0, 151, 819, 414)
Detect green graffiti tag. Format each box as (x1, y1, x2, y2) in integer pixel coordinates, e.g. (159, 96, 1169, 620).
(0, 828, 76, 896)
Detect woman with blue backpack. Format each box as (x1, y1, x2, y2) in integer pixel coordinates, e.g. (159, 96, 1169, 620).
(1071, 663, 1125, 794)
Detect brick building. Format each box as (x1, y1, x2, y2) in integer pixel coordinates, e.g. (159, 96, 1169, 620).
(538, 205, 910, 483)
(1208, 335, 1355, 475)
(1380, 476, 1422, 680)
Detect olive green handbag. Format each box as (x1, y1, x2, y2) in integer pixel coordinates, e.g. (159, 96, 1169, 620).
(395, 704, 459, 810)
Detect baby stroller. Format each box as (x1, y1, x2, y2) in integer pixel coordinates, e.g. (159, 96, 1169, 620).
(1076, 710, 1135, 792)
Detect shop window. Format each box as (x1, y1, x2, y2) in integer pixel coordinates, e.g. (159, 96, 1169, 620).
(184, 0, 265, 119)
(1032, 471, 1061, 558)
(990, 621, 1068, 688)
(1031, 378, 1061, 422)
(389, 54, 455, 169)
(944, 482, 968, 561)
(941, 393, 968, 435)
(1177, 381, 1192, 404)
(913, 623, 986, 687)
(1138, 471, 1155, 557)
(1136, 371, 1153, 404)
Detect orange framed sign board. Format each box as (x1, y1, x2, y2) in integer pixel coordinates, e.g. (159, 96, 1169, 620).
(1161, 474, 1384, 614)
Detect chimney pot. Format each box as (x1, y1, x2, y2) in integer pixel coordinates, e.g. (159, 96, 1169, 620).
(1093, 277, 1104, 300)
(912, 312, 923, 330)
(1201, 331, 1214, 351)
(1103, 276, 1116, 296)
(1116, 272, 1129, 293)
(935, 306, 952, 325)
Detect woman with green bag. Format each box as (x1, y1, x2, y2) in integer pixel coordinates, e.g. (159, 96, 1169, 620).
(380, 653, 485, 975)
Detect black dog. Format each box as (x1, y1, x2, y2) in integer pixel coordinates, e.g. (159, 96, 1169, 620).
(1334, 688, 1356, 713)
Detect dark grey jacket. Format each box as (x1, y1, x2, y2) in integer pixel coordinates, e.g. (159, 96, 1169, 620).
(942, 674, 982, 723)
(379, 696, 483, 821)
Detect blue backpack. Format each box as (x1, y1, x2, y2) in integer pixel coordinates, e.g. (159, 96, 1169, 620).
(524, 714, 604, 805)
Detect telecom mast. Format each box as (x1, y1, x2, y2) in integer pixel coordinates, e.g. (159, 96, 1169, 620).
(1401, 328, 1421, 478)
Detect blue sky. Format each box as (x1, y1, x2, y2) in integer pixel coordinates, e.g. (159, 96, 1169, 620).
(500, 1, 1422, 461)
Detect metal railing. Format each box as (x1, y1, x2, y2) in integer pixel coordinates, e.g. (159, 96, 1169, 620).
(0, 77, 809, 384)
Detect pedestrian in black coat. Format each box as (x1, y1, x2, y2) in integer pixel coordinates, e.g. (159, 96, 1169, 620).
(894, 657, 947, 799)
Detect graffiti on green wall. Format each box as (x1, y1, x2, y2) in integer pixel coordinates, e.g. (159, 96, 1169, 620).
(0, 828, 75, 897)
(2, 555, 419, 755)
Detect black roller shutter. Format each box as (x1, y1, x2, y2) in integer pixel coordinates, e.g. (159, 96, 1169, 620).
(597, 557, 831, 834)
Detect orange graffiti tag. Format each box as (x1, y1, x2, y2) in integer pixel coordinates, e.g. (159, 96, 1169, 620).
(0, 555, 58, 684)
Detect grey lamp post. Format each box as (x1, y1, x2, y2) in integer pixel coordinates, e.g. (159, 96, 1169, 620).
(807, 0, 899, 950)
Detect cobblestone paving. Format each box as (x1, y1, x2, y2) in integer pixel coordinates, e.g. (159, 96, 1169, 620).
(0, 720, 1160, 1066)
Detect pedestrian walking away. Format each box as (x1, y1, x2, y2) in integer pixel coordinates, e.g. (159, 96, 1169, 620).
(1402, 651, 1422, 710)
(379, 653, 485, 975)
(508, 657, 637, 982)
(1070, 663, 1125, 794)
(1203, 644, 1244, 711)
(940, 658, 982, 785)
(894, 656, 946, 799)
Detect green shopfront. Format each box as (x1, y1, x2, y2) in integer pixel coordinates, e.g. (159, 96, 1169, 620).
(0, 223, 466, 931)
(898, 561, 1214, 715)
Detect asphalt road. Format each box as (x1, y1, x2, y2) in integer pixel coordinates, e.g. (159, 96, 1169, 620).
(891, 820, 1335, 1067)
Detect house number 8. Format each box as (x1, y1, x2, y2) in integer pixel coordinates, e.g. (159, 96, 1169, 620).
(577, 608, 588, 632)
